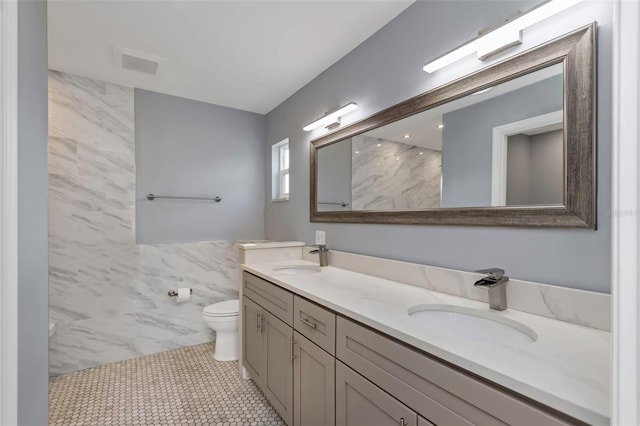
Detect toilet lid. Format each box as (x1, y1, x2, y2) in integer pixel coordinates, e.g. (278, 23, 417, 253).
(203, 299, 239, 317)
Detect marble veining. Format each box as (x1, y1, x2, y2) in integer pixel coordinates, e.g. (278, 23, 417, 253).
(48, 71, 243, 375)
(304, 247, 610, 331)
(351, 136, 441, 210)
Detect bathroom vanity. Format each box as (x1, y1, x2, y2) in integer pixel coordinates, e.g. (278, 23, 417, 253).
(238, 251, 609, 426)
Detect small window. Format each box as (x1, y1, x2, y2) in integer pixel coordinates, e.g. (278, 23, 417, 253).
(272, 139, 289, 201)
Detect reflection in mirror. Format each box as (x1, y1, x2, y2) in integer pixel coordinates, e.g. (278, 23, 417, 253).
(315, 63, 564, 212)
(351, 135, 442, 210)
(504, 126, 563, 206)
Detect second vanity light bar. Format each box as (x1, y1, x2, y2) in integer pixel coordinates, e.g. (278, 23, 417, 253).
(303, 102, 358, 131)
(423, 0, 583, 73)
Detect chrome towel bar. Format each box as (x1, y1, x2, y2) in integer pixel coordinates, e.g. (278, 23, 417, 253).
(147, 194, 222, 202)
(318, 201, 349, 207)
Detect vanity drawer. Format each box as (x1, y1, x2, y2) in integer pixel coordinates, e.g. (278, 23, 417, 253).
(293, 296, 336, 355)
(243, 271, 293, 326)
(336, 317, 578, 426)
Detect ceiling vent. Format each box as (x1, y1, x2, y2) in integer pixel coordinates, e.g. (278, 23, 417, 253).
(114, 46, 166, 76)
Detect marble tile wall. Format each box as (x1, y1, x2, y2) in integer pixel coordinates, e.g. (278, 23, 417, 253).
(48, 71, 242, 375)
(351, 136, 442, 210)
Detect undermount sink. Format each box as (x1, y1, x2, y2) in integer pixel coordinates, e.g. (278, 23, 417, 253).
(272, 265, 322, 275)
(408, 305, 537, 345)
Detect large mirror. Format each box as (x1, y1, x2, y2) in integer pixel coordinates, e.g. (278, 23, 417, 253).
(311, 24, 595, 228)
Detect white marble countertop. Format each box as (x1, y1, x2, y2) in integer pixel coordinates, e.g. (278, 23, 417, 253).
(242, 260, 610, 425)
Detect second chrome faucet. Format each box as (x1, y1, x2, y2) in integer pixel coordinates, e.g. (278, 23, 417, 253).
(474, 268, 509, 311)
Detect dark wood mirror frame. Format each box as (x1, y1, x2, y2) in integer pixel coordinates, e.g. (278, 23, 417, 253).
(310, 23, 596, 228)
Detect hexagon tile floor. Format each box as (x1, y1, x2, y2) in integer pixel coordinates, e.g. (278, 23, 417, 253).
(49, 342, 286, 426)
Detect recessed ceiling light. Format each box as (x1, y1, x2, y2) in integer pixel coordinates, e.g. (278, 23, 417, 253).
(404, 134, 411, 139)
(376, 143, 382, 147)
(419, 152, 424, 155)
(354, 151, 360, 154)
(437, 124, 444, 129)
(396, 157, 400, 161)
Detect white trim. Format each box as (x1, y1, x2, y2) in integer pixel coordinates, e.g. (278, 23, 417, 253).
(271, 138, 290, 201)
(490, 110, 563, 206)
(612, 0, 640, 424)
(0, 0, 19, 423)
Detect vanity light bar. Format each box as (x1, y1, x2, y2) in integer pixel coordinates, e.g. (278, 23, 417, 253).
(423, 0, 582, 73)
(303, 102, 358, 131)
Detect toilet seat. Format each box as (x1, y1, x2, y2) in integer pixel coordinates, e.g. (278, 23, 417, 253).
(203, 299, 239, 317)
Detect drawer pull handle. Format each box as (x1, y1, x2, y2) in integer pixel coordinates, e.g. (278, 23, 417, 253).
(256, 312, 262, 334)
(400, 418, 407, 426)
(300, 317, 318, 329)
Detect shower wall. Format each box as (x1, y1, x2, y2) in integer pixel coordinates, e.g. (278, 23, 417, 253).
(48, 71, 246, 375)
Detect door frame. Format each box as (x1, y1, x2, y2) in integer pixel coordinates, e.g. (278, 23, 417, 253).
(490, 110, 563, 206)
(611, 0, 640, 423)
(0, 0, 19, 424)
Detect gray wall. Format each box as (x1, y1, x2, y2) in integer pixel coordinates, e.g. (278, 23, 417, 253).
(506, 130, 564, 205)
(529, 130, 563, 204)
(441, 75, 563, 207)
(17, 0, 49, 424)
(506, 134, 533, 206)
(264, 0, 613, 293)
(136, 89, 266, 243)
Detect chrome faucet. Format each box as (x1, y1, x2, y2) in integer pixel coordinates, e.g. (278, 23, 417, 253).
(474, 268, 509, 311)
(309, 245, 329, 267)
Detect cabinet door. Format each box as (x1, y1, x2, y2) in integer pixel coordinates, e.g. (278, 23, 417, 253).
(263, 310, 294, 426)
(242, 296, 263, 385)
(336, 361, 417, 426)
(294, 331, 335, 426)
(418, 416, 436, 426)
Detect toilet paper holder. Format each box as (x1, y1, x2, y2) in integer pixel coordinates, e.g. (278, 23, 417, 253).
(168, 288, 193, 297)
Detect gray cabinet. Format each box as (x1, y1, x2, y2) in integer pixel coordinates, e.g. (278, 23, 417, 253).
(263, 309, 294, 426)
(418, 417, 436, 426)
(336, 360, 417, 426)
(293, 331, 335, 426)
(336, 316, 575, 426)
(242, 296, 263, 383)
(243, 273, 337, 426)
(243, 273, 580, 426)
(242, 296, 294, 426)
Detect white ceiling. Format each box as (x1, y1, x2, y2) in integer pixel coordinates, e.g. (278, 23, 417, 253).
(47, 0, 414, 114)
(365, 63, 563, 151)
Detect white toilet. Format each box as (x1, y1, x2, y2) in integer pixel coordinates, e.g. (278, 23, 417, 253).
(202, 299, 240, 361)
